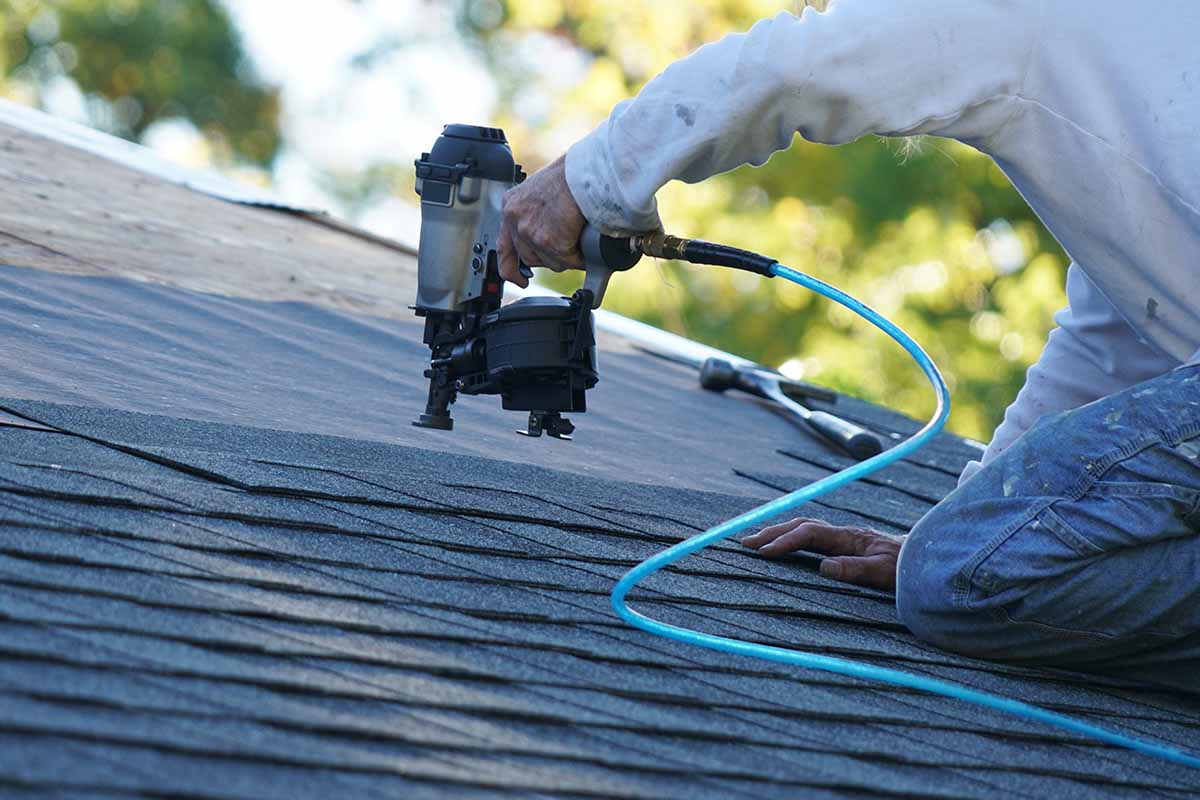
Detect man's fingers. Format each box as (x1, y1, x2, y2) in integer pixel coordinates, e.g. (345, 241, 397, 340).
(497, 222, 527, 288)
(740, 517, 821, 549)
(819, 554, 898, 592)
(742, 517, 900, 591)
(550, 243, 584, 269)
(514, 236, 555, 273)
(754, 521, 864, 558)
(497, 152, 589, 285)
(517, 221, 578, 269)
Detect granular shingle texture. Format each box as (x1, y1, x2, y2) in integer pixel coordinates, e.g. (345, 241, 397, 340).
(1, 264, 1198, 798)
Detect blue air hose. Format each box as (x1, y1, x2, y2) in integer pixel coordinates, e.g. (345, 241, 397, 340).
(610, 254, 1200, 770)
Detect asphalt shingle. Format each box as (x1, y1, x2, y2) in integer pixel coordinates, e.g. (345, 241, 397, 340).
(0, 265, 1197, 797)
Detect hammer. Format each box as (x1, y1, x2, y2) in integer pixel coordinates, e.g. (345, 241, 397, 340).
(699, 358, 884, 461)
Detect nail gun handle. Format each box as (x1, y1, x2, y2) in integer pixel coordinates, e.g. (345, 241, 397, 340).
(806, 410, 884, 461)
(579, 225, 641, 308)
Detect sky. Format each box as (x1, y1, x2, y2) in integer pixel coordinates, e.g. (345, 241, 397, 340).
(227, 0, 500, 243)
(226, 2, 493, 164)
(215, 0, 594, 245)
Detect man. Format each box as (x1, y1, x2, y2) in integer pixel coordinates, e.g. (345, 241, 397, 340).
(497, 1, 1200, 688)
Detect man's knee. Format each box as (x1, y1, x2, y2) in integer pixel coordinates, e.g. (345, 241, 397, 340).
(897, 505, 963, 647)
(894, 411, 1075, 656)
(895, 494, 1008, 658)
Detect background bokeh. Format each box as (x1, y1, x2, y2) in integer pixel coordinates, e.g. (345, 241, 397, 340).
(0, 0, 1069, 441)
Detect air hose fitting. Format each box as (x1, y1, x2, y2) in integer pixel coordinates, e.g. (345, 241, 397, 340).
(634, 232, 776, 275)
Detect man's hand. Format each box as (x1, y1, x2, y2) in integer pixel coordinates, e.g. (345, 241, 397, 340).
(741, 517, 904, 592)
(498, 154, 585, 288)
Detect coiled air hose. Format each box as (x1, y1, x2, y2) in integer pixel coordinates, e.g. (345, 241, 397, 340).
(612, 233, 1200, 770)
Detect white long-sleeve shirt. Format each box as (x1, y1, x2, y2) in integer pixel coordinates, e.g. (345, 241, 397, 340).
(564, 0, 1200, 478)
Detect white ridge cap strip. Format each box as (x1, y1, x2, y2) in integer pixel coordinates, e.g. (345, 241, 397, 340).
(0, 98, 315, 212)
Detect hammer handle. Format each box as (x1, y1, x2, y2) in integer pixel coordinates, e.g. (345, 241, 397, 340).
(764, 382, 884, 461)
(804, 410, 884, 461)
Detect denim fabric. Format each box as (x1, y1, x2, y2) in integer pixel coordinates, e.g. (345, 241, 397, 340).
(896, 364, 1200, 689)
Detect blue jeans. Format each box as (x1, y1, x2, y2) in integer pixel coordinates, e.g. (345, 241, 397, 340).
(897, 364, 1200, 689)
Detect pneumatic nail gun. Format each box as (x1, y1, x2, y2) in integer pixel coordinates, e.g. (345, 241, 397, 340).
(411, 124, 640, 439)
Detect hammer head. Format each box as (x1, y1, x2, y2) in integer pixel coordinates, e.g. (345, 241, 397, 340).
(699, 357, 838, 404)
(699, 358, 740, 393)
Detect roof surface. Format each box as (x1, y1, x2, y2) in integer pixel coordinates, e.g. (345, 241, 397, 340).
(1, 112, 1198, 798)
(0, 113, 417, 318)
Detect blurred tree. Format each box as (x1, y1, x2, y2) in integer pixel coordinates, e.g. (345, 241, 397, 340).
(0, 0, 280, 165)
(455, 0, 1068, 441)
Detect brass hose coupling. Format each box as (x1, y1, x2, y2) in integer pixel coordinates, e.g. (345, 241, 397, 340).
(632, 232, 690, 260)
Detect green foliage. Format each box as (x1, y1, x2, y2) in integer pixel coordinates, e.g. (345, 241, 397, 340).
(463, 0, 1068, 441)
(0, 0, 280, 165)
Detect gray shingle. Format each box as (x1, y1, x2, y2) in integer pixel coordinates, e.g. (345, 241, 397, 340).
(0, 265, 1197, 798)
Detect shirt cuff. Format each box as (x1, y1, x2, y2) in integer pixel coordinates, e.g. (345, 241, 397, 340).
(565, 112, 663, 236)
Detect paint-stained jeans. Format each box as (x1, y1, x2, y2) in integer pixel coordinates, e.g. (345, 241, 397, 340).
(896, 364, 1200, 690)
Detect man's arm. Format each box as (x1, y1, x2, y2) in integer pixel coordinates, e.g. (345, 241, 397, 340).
(565, 1, 1040, 235)
(500, 0, 1039, 282)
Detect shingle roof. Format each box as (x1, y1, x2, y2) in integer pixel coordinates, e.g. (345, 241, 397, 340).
(2, 263, 1199, 798)
(2, 105, 1197, 798)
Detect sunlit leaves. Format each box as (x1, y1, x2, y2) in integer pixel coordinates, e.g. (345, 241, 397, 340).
(1, 0, 280, 166)
(508, 0, 563, 29)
